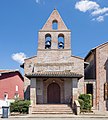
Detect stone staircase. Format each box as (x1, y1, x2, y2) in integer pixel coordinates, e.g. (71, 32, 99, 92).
(32, 104, 73, 114)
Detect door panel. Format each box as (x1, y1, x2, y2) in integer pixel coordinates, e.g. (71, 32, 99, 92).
(47, 83, 60, 103)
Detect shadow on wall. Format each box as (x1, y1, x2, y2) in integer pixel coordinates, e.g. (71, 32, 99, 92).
(104, 59, 108, 111)
(24, 85, 30, 100)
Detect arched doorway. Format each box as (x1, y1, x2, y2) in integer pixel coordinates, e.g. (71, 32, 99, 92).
(47, 83, 60, 104)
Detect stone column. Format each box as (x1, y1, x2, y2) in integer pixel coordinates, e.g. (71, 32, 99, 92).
(72, 78, 78, 103)
(30, 78, 37, 106)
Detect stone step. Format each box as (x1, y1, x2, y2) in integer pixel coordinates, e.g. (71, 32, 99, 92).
(32, 111, 73, 114)
(32, 104, 73, 114)
(32, 105, 72, 109)
(33, 109, 72, 112)
(34, 104, 70, 107)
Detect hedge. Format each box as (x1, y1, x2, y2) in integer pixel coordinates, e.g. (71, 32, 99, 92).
(78, 94, 92, 111)
(10, 100, 31, 114)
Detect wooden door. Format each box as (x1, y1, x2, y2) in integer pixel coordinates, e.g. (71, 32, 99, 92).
(47, 83, 60, 104)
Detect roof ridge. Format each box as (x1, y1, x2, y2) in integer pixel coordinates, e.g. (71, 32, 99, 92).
(0, 69, 19, 74)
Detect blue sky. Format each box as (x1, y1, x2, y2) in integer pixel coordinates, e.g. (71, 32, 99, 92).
(0, 0, 108, 73)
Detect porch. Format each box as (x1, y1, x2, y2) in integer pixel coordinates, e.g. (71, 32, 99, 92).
(26, 71, 83, 106)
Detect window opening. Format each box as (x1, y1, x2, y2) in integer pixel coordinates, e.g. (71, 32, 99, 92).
(52, 20, 58, 30)
(58, 34, 64, 49)
(4, 92, 8, 101)
(45, 34, 51, 49)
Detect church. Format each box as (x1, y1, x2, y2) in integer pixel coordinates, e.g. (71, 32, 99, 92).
(22, 9, 108, 113)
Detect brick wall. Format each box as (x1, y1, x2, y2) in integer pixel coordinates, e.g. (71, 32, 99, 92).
(96, 43, 108, 111)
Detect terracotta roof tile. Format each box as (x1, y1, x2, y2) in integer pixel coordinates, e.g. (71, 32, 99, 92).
(26, 71, 83, 79)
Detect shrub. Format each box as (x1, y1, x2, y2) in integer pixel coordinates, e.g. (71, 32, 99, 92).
(10, 100, 31, 114)
(78, 94, 92, 111)
(78, 99, 84, 110)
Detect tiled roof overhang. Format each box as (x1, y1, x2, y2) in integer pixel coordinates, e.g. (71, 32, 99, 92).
(25, 71, 83, 79)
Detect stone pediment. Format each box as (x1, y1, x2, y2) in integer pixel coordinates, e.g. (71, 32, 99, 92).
(42, 9, 68, 30)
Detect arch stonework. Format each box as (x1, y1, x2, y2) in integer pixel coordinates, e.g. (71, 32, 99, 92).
(43, 78, 64, 103)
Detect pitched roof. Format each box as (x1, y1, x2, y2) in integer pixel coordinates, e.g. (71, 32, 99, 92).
(85, 41, 108, 60)
(0, 69, 24, 80)
(25, 71, 83, 79)
(0, 69, 19, 74)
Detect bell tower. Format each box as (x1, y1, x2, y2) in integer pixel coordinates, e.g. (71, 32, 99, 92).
(37, 9, 71, 58)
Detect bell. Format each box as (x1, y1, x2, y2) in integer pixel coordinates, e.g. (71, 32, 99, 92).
(45, 40, 51, 49)
(59, 42, 64, 49)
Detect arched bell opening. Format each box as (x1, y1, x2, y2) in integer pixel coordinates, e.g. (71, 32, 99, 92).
(45, 34, 51, 49)
(52, 20, 58, 30)
(58, 34, 64, 49)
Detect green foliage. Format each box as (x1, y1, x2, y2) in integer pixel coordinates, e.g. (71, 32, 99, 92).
(10, 100, 31, 114)
(78, 94, 92, 111)
(78, 99, 84, 111)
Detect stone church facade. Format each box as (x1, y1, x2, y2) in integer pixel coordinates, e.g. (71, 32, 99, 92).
(22, 9, 108, 113)
(23, 9, 84, 109)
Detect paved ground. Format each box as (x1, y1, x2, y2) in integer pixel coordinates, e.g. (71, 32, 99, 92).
(1, 111, 108, 120)
(1, 114, 108, 120)
(0, 117, 108, 120)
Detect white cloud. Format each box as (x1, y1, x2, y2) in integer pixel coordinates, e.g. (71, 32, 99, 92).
(105, 13, 108, 16)
(91, 7, 108, 16)
(92, 11, 108, 22)
(75, 0, 99, 12)
(96, 16, 104, 22)
(36, 0, 40, 4)
(35, 0, 45, 4)
(12, 52, 27, 64)
(75, 0, 108, 22)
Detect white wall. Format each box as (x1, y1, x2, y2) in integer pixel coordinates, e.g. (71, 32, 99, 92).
(0, 99, 11, 115)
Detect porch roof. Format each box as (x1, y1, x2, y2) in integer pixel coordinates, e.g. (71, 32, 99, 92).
(25, 71, 83, 79)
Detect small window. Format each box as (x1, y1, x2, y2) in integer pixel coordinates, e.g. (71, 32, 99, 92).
(52, 20, 58, 30)
(4, 93, 8, 101)
(58, 34, 64, 49)
(16, 85, 18, 92)
(45, 34, 51, 49)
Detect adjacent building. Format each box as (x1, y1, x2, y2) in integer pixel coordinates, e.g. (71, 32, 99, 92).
(0, 70, 24, 100)
(85, 42, 108, 111)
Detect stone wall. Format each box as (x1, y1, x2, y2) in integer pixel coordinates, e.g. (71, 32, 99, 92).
(85, 43, 108, 111)
(42, 9, 68, 30)
(64, 78, 72, 103)
(24, 56, 37, 99)
(38, 31, 71, 50)
(36, 78, 43, 103)
(24, 55, 84, 100)
(96, 43, 108, 111)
